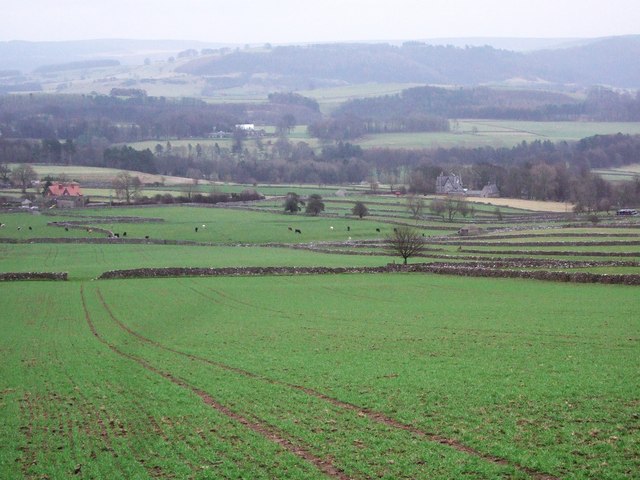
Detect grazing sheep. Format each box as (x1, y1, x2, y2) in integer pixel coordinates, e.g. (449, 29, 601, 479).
(0, 223, 4, 228)
(330, 226, 334, 231)
(348, 236, 352, 241)
(347, 226, 350, 231)
(195, 227, 198, 232)
(17, 226, 22, 231)
(295, 229, 302, 234)
(375, 228, 380, 232)
(28, 226, 32, 230)
(123, 232, 127, 237)
(202, 224, 206, 228)
(145, 235, 149, 239)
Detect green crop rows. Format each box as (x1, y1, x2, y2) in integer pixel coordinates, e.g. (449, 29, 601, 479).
(1, 200, 639, 479)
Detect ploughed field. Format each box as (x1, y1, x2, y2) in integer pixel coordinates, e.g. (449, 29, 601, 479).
(1, 200, 639, 478)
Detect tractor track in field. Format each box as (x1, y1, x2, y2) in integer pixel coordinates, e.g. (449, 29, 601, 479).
(95, 288, 560, 480)
(80, 286, 349, 480)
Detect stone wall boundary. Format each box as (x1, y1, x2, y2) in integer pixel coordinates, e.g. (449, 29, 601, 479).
(97, 264, 640, 285)
(0, 272, 68, 281)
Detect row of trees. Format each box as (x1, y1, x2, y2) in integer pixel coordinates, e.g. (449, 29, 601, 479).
(2, 133, 640, 208)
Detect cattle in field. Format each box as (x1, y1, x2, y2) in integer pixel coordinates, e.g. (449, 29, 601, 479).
(295, 229, 302, 234)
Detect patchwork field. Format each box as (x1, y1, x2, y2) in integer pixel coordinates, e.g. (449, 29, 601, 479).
(1, 199, 639, 479)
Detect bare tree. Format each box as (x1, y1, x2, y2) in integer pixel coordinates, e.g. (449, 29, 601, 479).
(429, 198, 446, 221)
(386, 226, 425, 265)
(445, 197, 459, 222)
(11, 164, 38, 193)
(456, 199, 471, 218)
(113, 172, 142, 204)
(0, 162, 11, 183)
(406, 194, 425, 220)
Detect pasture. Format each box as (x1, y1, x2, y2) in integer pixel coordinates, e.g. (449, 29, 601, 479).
(119, 120, 640, 153)
(356, 120, 640, 149)
(1, 199, 639, 479)
(593, 164, 640, 183)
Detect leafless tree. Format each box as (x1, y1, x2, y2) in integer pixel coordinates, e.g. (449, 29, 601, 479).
(386, 226, 425, 264)
(429, 198, 446, 221)
(11, 164, 38, 193)
(112, 172, 142, 204)
(406, 194, 425, 220)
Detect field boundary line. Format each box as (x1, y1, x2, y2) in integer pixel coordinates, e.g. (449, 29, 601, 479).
(96, 288, 560, 480)
(80, 286, 349, 480)
(96, 264, 640, 286)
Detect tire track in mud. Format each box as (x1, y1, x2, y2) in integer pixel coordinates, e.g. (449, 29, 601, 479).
(95, 288, 560, 480)
(81, 286, 348, 480)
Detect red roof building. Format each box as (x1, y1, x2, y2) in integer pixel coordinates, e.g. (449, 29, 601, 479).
(47, 182, 83, 197)
(46, 182, 86, 208)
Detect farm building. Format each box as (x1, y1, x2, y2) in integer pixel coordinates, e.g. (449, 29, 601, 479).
(436, 173, 499, 198)
(436, 173, 465, 194)
(466, 183, 500, 198)
(46, 182, 86, 208)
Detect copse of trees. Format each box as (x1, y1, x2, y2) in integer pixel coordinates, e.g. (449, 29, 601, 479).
(284, 192, 303, 213)
(305, 194, 325, 216)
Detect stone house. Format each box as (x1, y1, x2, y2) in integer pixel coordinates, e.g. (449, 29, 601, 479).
(435, 173, 465, 194)
(46, 182, 86, 208)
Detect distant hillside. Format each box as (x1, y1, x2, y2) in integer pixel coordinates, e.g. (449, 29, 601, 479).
(178, 36, 640, 89)
(34, 59, 120, 73)
(0, 39, 226, 72)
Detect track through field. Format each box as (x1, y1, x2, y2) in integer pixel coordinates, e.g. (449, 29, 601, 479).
(81, 286, 350, 479)
(94, 286, 560, 480)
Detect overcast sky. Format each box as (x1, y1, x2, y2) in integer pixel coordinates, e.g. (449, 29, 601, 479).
(3, 0, 639, 44)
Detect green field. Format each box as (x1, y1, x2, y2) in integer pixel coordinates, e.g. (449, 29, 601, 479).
(356, 120, 640, 149)
(121, 120, 640, 153)
(1, 274, 638, 479)
(1, 201, 639, 479)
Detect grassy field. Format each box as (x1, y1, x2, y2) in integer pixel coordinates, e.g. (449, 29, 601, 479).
(299, 83, 423, 114)
(1, 273, 638, 479)
(1, 201, 639, 479)
(356, 120, 640, 149)
(593, 164, 640, 182)
(119, 120, 640, 154)
(16, 164, 193, 186)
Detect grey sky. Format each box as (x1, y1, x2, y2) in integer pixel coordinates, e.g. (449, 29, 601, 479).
(3, 0, 639, 43)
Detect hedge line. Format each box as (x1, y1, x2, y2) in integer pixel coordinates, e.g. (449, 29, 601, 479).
(97, 264, 640, 285)
(0, 272, 67, 281)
